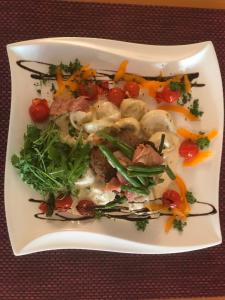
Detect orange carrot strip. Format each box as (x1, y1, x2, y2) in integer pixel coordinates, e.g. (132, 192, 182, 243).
(114, 60, 128, 81)
(145, 203, 164, 211)
(165, 216, 175, 233)
(158, 105, 199, 121)
(172, 208, 186, 219)
(206, 129, 218, 140)
(176, 128, 200, 140)
(177, 128, 218, 141)
(123, 73, 146, 83)
(183, 150, 213, 167)
(184, 74, 191, 93)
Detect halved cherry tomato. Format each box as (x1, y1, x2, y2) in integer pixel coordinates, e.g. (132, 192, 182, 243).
(29, 98, 50, 122)
(179, 139, 199, 160)
(162, 190, 182, 208)
(76, 199, 95, 216)
(100, 80, 109, 90)
(78, 83, 98, 101)
(156, 86, 181, 103)
(55, 195, 73, 211)
(124, 81, 140, 98)
(107, 87, 125, 106)
(39, 202, 48, 213)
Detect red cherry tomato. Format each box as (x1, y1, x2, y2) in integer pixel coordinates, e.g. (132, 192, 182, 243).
(76, 199, 96, 216)
(162, 190, 182, 208)
(156, 86, 181, 103)
(78, 83, 98, 101)
(179, 139, 199, 160)
(29, 98, 50, 122)
(107, 87, 125, 107)
(100, 80, 109, 90)
(55, 195, 73, 211)
(39, 202, 48, 213)
(124, 81, 140, 98)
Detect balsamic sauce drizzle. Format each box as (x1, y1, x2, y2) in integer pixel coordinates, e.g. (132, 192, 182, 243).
(16, 60, 205, 87)
(31, 198, 217, 223)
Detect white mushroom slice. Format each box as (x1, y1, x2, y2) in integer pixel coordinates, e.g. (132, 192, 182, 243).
(95, 100, 121, 121)
(83, 119, 113, 134)
(149, 131, 180, 153)
(140, 110, 175, 138)
(69, 111, 93, 129)
(114, 117, 140, 135)
(120, 98, 148, 120)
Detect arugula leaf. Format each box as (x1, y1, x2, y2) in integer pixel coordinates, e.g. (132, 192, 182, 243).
(135, 219, 149, 231)
(173, 219, 187, 232)
(188, 99, 204, 117)
(11, 122, 90, 196)
(186, 191, 197, 204)
(196, 137, 210, 150)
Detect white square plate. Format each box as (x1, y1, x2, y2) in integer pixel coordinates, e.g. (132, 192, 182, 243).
(5, 38, 223, 255)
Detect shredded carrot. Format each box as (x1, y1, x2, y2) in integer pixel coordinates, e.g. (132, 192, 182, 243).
(172, 208, 186, 219)
(114, 60, 128, 81)
(165, 216, 175, 233)
(145, 203, 164, 211)
(177, 128, 218, 141)
(175, 175, 190, 215)
(184, 74, 191, 93)
(142, 80, 167, 98)
(123, 73, 146, 84)
(207, 129, 218, 140)
(158, 105, 199, 121)
(183, 150, 213, 167)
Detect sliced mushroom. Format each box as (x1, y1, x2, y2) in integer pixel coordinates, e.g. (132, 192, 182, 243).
(149, 131, 180, 153)
(83, 119, 113, 134)
(140, 110, 175, 138)
(69, 111, 93, 129)
(114, 117, 140, 135)
(120, 98, 148, 120)
(95, 100, 121, 121)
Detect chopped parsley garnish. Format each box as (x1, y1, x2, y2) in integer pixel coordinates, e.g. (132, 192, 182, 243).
(177, 92, 192, 106)
(188, 99, 204, 117)
(173, 219, 187, 232)
(186, 191, 197, 204)
(170, 81, 185, 93)
(135, 219, 149, 231)
(49, 59, 82, 76)
(196, 137, 210, 149)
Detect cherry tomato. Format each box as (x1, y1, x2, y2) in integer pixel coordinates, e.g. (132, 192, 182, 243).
(78, 83, 98, 101)
(107, 87, 125, 107)
(39, 202, 48, 213)
(55, 195, 73, 211)
(100, 80, 109, 90)
(76, 199, 96, 216)
(156, 86, 181, 103)
(162, 190, 182, 208)
(29, 98, 50, 122)
(124, 81, 140, 98)
(179, 139, 199, 160)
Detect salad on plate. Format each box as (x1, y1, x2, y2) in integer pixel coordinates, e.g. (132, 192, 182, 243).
(11, 58, 218, 233)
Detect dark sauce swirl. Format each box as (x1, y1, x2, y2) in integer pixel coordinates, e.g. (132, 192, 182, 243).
(16, 60, 205, 87)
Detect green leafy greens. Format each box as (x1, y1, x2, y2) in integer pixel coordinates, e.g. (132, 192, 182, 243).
(11, 122, 90, 196)
(186, 191, 197, 204)
(196, 137, 210, 150)
(173, 219, 187, 232)
(188, 99, 204, 117)
(135, 219, 149, 231)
